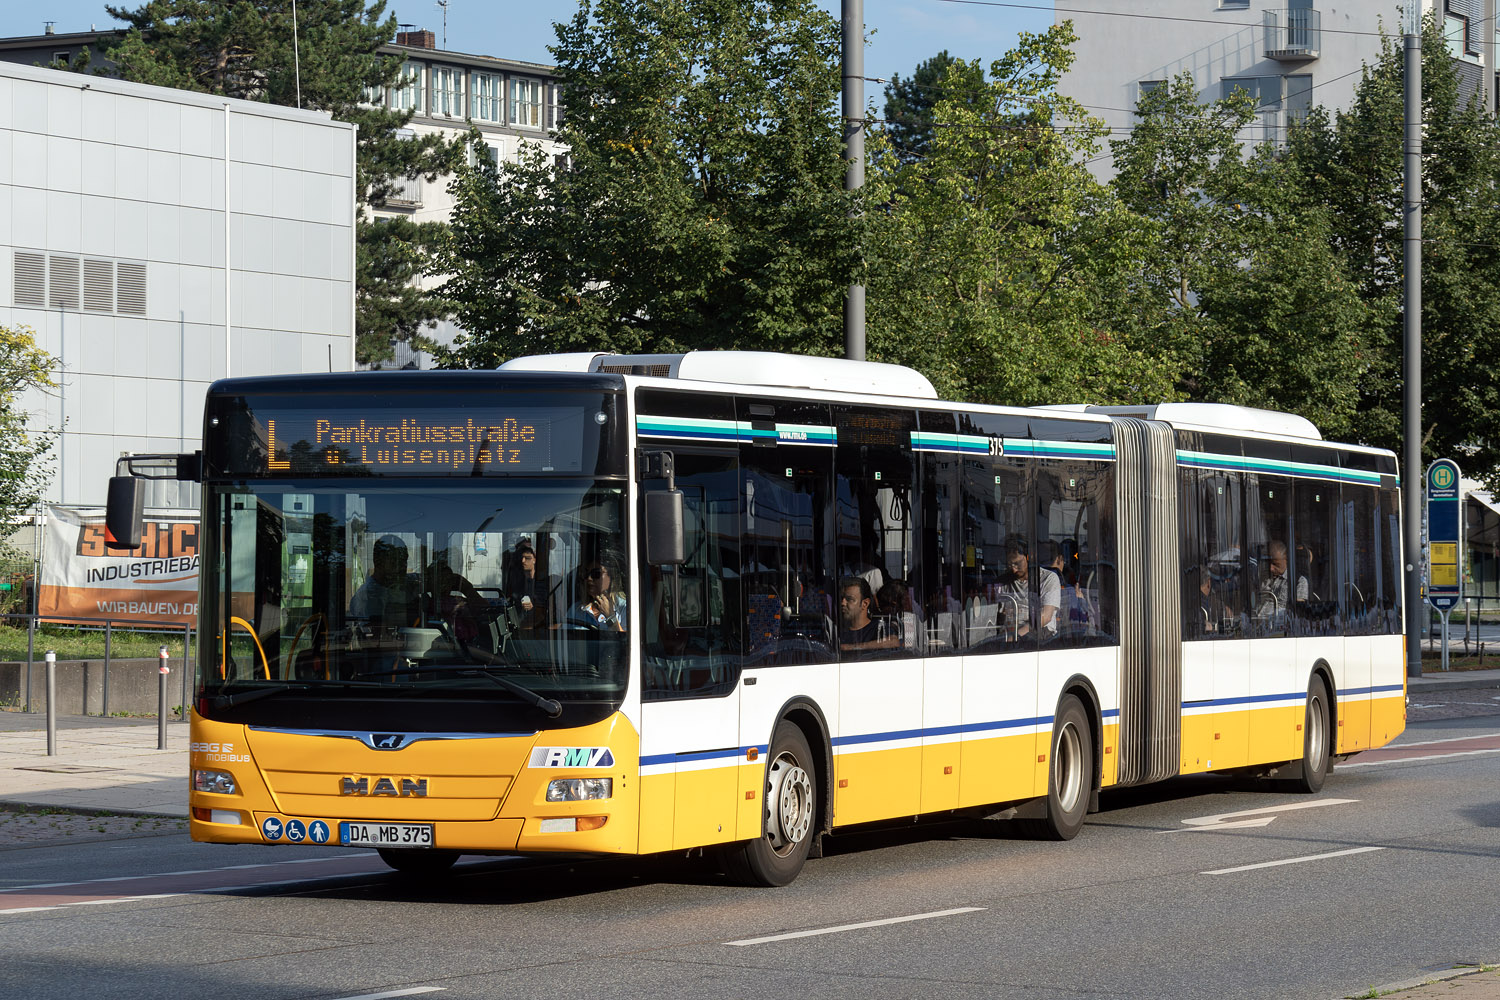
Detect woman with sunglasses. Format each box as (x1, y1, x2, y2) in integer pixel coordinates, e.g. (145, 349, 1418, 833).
(567, 559, 627, 631)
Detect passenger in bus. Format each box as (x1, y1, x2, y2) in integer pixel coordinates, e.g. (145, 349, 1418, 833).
(567, 559, 627, 631)
(506, 542, 554, 629)
(1001, 539, 1059, 641)
(1188, 565, 1231, 636)
(1255, 540, 1308, 624)
(838, 575, 896, 655)
(877, 578, 921, 651)
(422, 557, 488, 646)
(349, 535, 418, 627)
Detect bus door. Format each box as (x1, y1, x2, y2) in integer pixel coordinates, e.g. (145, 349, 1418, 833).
(636, 394, 745, 854)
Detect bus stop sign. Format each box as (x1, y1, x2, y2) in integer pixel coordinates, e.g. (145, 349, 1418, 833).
(1427, 459, 1462, 612)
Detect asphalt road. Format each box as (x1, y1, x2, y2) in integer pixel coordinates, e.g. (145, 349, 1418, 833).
(3, 711, 1498, 1000)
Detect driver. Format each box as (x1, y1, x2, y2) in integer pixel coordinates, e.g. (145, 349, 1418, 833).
(349, 535, 417, 627)
(567, 559, 626, 631)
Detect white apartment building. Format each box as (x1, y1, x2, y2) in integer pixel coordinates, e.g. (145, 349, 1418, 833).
(0, 58, 357, 509)
(1058, 1, 1495, 178)
(366, 28, 568, 369)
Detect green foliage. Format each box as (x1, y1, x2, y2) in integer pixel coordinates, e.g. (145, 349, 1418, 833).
(865, 25, 1179, 407)
(882, 50, 988, 164)
(99, 1, 463, 365)
(436, 0, 858, 368)
(0, 326, 57, 537)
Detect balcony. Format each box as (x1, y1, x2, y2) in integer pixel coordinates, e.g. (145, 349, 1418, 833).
(1265, 8, 1320, 61)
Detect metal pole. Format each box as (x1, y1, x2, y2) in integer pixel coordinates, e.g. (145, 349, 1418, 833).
(45, 650, 56, 756)
(182, 622, 191, 719)
(158, 645, 170, 750)
(1403, 26, 1423, 679)
(842, 0, 865, 361)
(102, 620, 111, 717)
(24, 614, 35, 713)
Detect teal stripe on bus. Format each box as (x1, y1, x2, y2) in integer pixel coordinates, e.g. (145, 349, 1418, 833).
(911, 432, 990, 454)
(1176, 450, 1382, 484)
(636, 416, 837, 446)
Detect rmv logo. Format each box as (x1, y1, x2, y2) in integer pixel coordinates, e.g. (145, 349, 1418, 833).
(531, 747, 615, 768)
(340, 776, 428, 796)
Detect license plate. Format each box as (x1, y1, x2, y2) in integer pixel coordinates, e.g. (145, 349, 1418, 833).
(339, 821, 433, 848)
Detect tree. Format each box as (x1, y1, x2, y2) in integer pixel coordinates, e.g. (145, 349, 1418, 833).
(97, 1, 462, 365)
(0, 326, 57, 534)
(1106, 74, 1374, 438)
(1269, 15, 1500, 473)
(864, 24, 1179, 407)
(436, 0, 858, 368)
(882, 50, 987, 164)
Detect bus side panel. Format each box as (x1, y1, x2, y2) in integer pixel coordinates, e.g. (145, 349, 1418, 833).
(1247, 637, 1302, 764)
(1368, 634, 1406, 748)
(1037, 646, 1116, 791)
(958, 650, 1037, 808)
(837, 656, 923, 826)
(1335, 634, 1373, 754)
(638, 698, 741, 853)
(920, 656, 962, 814)
(737, 664, 839, 841)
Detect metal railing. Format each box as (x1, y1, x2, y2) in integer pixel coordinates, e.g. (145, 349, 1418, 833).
(2, 613, 193, 719)
(1265, 7, 1321, 60)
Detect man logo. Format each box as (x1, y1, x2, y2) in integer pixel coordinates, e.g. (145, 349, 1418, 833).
(371, 733, 404, 750)
(340, 776, 428, 796)
(529, 746, 615, 768)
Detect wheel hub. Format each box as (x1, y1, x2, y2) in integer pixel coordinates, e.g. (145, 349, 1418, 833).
(765, 753, 812, 856)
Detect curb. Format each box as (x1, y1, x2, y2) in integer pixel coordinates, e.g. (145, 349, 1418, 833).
(1408, 677, 1500, 694)
(1345, 961, 1500, 998)
(0, 799, 185, 820)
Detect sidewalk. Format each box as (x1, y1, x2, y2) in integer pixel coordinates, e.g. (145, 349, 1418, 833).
(0, 711, 188, 816)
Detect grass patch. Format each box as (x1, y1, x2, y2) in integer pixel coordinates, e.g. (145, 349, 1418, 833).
(0, 623, 189, 663)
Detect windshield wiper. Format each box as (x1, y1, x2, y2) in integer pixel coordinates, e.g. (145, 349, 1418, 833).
(354, 664, 563, 718)
(212, 679, 390, 709)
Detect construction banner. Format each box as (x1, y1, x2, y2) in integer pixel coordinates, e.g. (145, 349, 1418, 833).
(39, 506, 199, 625)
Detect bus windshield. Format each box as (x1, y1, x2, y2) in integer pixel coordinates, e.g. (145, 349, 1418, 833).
(200, 479, 629, 733)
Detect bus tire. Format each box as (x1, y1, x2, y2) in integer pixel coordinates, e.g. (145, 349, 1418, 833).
(1293, 676, 1331, 794)
(1018, 694, 1093, 841)
(377, 848, 460, 877)
(722, 721, 817, 887)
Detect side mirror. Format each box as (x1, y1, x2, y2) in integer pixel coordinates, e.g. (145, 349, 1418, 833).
(644, 489, 685, 566)
(105, 476, 145, 550)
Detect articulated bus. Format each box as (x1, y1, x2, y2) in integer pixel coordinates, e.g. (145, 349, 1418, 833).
(108, 351, 1406, 885)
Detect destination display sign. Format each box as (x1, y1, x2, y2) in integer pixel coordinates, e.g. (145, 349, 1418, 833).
(222, 406, 590, 476)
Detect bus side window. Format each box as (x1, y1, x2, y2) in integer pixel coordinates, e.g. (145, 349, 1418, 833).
(640, 449, 742, 699)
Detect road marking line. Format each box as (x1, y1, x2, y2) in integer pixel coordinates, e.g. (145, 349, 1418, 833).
(725, 907, 985, 946)
(1202, 846, 1384, 875)
(1388, 732, 1500, 748)
(330, 989, 445, 1000)
(1342, 748, 1500, 768)
(0, 853, 374, 892)
(1171, 798, 1358, 833)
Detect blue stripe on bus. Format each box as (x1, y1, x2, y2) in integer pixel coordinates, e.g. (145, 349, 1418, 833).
(1183, 684, 1404, 711)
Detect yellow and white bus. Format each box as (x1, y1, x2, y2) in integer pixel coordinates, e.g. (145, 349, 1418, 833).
(110, 351, 1406, 885)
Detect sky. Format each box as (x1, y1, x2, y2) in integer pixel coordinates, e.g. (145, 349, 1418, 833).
(4, 1, 1054, 95)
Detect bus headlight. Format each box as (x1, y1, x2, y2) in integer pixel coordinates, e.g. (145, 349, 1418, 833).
(546, 778, 612, 802)
(192, 769, 237, 794)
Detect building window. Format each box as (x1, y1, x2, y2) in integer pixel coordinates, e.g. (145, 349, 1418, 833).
(547, 82, 565, 130)
(1221, 76, 1279, 112)
(1219, 0, 1249, 8)
(472, 71, 503, 123)
(1286, 74, 1313, 126)
(511, 76, 543, 128)
(431, 66, 462, 117)
(392, 61, 424, 112)
(361, 83, 385, 108)
(1137, 80, 1167, 107)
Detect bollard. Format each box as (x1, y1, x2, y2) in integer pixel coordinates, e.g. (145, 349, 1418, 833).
(102, 621, 112, 717)
(45, 650, 56, 756)
(181, 622, 191, 719)
(158, 645, 170, 751)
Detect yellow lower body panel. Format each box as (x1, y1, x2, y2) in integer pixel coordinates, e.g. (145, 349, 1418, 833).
(1336, 698, 1372, 754)
(1368, 695, 1406, 749)
(1180, 711, 1250, 775)
(1100, 723, 1120, 787)
(957, 731, 1037, 810)
(833, 744, 922, 827)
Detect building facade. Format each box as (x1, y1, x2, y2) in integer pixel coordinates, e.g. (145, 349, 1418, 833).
(0, 58, 357, 509)
(1058, 1, 1496, 178)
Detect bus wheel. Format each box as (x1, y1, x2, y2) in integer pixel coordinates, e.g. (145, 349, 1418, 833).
(1019, 694, 1093, 841)
(377, 848, 460, 877)
(723, 721, 817, 887)
(1293, 676, 1331, 794)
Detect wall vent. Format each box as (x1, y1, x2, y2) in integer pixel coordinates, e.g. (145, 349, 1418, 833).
(116, 261, 147, 315)
(83, 258, 115, 312)
(13, 251, 45, 307)
(48, 255, 80, 310)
